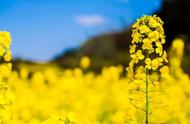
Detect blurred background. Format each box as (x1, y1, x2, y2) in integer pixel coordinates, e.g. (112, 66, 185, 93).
(1, 0, 190, 73)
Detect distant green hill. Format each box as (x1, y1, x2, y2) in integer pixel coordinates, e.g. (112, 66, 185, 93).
(53, 28, 132, 72)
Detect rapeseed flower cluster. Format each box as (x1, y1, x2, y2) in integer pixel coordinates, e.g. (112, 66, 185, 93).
(128, 15, 169, 77)
(127, 15, 169, 124)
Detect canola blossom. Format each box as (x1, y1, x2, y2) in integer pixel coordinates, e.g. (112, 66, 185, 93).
(127, 15, 169, 124)
(128, 15, 168, 74)
(1, 15, 190, 124)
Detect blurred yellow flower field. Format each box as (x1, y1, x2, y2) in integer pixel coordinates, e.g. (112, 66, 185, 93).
(1, 15, 190, 124)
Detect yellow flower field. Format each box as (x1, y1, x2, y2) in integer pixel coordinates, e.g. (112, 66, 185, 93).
(1, 15, 190, 124)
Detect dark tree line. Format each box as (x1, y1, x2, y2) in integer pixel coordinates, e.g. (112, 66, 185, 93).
(158, 0, 190, 47)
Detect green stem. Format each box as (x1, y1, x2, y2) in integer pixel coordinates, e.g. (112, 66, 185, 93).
(145, 50, 149, 124)
(145, 67, 149, 124)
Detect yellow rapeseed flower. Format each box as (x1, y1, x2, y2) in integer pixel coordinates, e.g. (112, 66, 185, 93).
(128, 15, 168, 73)
(138, 25, 151, 34)
(129, 44, 136, 54)
(148, 30, 159, 42)
(4, 50, 12, 62)
(80, 56, 90, 69)
(142, 38, 153, 50)
(127, 15, 169, 123)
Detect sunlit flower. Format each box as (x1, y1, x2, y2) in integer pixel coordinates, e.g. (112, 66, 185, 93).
(128, 15, 168, 73)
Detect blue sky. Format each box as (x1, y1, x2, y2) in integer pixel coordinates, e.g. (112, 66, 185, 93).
(0, 0, 162, 61)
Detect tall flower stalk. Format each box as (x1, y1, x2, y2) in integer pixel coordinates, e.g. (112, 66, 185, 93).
(127, 15, 169, 124)
(145, 63, 149, 124)
(0, 31, 12, 123)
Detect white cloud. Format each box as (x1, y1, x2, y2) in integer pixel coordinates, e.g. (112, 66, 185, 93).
(75, 15, 105, 27)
